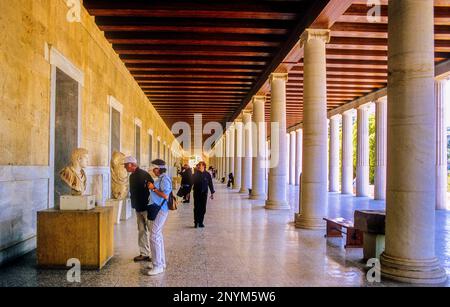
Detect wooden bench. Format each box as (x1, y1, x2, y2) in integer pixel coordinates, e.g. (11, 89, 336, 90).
(323, 217, 363, 248)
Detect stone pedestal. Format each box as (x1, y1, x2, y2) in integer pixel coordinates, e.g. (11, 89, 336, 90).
(105, 199, 123, 224)
(60, 195, 96, 211)
(354, 210, 386, 260)
(37, 207, 114, 269)
(121, 198, 132, 221)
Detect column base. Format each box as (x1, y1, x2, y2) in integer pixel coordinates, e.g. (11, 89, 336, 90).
(239, 188, 248, 194)
(265, 200, 290, 210)
(250, 193, 267, 201)
(380, 252, 447, 284)
(295, 215, 326, 230)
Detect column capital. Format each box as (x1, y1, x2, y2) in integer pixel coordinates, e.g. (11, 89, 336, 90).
(300, 28, 331, 47)
(357, 103, 371, 111)
(270, 72, 288, 83)
(375, 96, 387, 104)
(329, 114, 341, 121)
(252, 95, 266, 105)
(342, 109, 354, 116)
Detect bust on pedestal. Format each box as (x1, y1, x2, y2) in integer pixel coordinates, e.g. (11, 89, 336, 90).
(105, 151, 131, 223)
(59, 148, 95, 210)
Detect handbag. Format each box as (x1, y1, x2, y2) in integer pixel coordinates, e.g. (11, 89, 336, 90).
(147, 202, 163, 221)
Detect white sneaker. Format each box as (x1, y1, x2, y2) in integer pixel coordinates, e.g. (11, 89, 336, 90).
(147, 263, 166, 270)
(146, 266, 164, 276)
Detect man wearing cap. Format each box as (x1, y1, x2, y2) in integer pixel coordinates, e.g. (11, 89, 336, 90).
(124, 156, 154, 262)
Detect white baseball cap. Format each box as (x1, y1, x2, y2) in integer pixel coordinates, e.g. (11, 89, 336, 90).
(124, 156, 138, 164)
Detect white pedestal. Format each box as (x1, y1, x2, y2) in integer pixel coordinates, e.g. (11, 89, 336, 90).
(105, 199, 123, 224)
(363, 233, 385, 261)
(120, 198, 132, 221)
(60, 195, 96, 211)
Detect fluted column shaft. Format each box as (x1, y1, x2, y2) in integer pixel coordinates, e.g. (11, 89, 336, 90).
(289, 132, 296, 185)
(234, 120, 243, 189)
(251, 96, 267, 200)
(296, 29, 330, 229)
(329, 116, 340, 192)
(295, 129, 303, 186)
(240, 112, 252, 194)
(436, 80, 448, 210)
(265, 72, 289, 210)
(356, 105, 370, 197)
(374, 98, 387, 200)
(341, 110, 353, 195)
(229, 125, 235, 179)
(380, 0, 446, 284)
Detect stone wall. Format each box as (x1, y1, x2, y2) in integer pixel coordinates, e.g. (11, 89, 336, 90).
(0, 0, 180, 265)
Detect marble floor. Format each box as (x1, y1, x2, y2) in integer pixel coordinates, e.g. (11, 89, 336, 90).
(1, 183, 449, 287)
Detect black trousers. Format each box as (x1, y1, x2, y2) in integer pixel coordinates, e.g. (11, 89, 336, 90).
(193, 192, 208, 225)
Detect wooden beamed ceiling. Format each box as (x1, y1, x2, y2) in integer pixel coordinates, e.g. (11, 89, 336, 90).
(83, 0, 329, 134)
(84, 0, 450, 138)
(274, 0, 450, 129)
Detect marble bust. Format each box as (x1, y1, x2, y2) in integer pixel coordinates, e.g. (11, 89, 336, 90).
(60, 148, 88, 195)
(110, 151, 128, 200)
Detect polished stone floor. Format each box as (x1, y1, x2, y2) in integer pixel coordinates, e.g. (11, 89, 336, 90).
(1, 183, 449, 287)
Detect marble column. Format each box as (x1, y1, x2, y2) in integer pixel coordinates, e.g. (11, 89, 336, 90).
(225, 131, 230, 177)
(329, 115, 340, 193)
(286, 134, 290, 183)
(251, 96, 267, 200)
(234, 120, 243, 190)
(222, 137, 226, 180)
(240, 111, 252, 194)
(380, 0, 447, 284)
(228, 125, 235, 180)
(289, 132, 296, 185)
(436, 80, 448, 210)
(341, 110, 353, 195)
(374, 98, 387, 200)
(265, 71, 289, 210)
(295, 129, 303, 186)
(356, 105, 370, 197)
(296, 29, 330, 229)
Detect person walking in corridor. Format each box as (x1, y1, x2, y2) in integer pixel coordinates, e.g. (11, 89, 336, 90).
(192, 161, 215, 228)
(124, 156, 154, 262)
(177, 164, 193, 203)
(146, 159, 172, 276)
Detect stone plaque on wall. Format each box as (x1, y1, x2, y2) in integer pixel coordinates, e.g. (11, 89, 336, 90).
(54, 68, 79, 208)
(111, 108, 120, 155)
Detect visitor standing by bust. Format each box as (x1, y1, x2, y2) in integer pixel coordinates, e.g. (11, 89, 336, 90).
(124, 156, 154, 262)
(192, 161, 215, 228)
(146, 159, 172, 276)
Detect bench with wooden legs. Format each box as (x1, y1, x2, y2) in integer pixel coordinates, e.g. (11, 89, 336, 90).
(323, 217, 364, 248)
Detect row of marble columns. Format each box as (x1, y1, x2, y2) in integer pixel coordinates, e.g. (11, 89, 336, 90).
(211, 0, 447, 284)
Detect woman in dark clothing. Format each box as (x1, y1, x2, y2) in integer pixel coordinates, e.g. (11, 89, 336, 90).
(227, 173, 234, 188)
(177, 164, 193, 203)
(192, 161, 215, 228)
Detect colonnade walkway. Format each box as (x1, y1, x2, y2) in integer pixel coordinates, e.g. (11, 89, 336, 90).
(1, 184, 449, 287)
